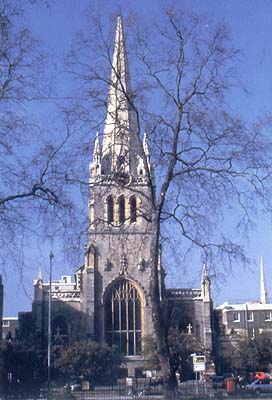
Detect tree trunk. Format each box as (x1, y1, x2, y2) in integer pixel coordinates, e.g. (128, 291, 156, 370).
(149, 213, 177, 400)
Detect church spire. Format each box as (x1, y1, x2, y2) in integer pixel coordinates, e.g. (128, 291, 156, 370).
(101, 16, 140, 175)
(260, 256, 268, 304)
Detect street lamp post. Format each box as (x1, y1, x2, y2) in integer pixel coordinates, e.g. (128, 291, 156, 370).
(48, 250, 54, 395)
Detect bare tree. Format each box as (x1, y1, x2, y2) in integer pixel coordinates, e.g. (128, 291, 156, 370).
(0, 1, 84, 272)
(65, 7, 272, 399)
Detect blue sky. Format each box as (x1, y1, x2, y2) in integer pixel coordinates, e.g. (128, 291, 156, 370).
(3, 0, 272, 315)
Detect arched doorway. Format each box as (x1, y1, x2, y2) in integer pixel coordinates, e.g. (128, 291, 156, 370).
(105, 279, 142, 356)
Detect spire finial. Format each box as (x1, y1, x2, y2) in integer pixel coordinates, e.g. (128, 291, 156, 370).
(37, 267, 42, 282)
(117, 1, 122, 16)
(260, 256, 268, 304)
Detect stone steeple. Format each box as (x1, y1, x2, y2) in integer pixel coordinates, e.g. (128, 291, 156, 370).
(85, 16, 155, 366)
(101, 16, 141, 175)
(260, 256, 268, 304)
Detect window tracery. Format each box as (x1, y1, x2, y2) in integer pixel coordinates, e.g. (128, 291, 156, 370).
(105, 279, 142, 356)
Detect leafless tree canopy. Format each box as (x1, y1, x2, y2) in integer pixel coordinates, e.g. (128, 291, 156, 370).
(1, 3, 272, 397)
(0, 1, 86, 271)
(65, 8, 272, 277)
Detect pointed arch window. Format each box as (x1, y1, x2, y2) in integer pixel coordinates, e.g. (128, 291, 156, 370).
(118, 195, 125, 224)
(105, 279, 142, 356)
(107, 195, 114, 224)
(130, 196, 137, 223)
(51, 315, 69, 347)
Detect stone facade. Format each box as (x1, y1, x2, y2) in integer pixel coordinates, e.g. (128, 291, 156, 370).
(166, 265, 213, 355)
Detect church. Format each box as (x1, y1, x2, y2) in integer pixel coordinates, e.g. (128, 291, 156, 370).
(17, 16, 213, 377)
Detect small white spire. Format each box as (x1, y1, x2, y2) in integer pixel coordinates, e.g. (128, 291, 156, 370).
(37, 267, 42, 282)
(143, 132, 150, 161)
(260, 256, 268, 304)
(201, 263, 211, 301)
(93, 132, 101, 163)
(202, 263, 207, 280)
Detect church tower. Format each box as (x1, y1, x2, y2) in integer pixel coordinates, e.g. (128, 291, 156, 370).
(81, 16, 154, 373)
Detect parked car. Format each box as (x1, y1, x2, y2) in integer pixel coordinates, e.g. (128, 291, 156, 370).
(64, 381, 82, 391)
(246, 379, 272, 395)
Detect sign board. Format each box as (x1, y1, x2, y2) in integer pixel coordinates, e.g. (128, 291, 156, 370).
(193, 355, 206, 372)
(193, 362, 206, 372)
(126, 378, 133, 387)
(193, 355, 206, 363)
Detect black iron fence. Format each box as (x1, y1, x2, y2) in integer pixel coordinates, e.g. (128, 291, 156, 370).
(3, 380, 261, 399)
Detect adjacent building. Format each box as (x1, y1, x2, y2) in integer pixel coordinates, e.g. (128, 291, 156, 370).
(2, 317, 18, 340)
(215, 258, 272, 370)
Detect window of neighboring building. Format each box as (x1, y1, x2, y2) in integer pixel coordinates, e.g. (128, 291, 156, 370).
(107, 195, 114, 224)
(247, 311, 254, 322)
(118, 195, 125, 224)
(248, 328, 255, 339)
(232, 312, 240, 322)
(265, 311, 272, 321)
(2, 320, 9, 327)
(105, 279, 142, 356)
(130, 196, 137, 223)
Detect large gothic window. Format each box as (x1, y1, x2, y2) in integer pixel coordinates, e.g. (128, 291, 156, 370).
(118, 195, 125, 224)
(105, 279, 142, 356)
(107, 195, 114, 224)
(130, 196, 137, 223)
